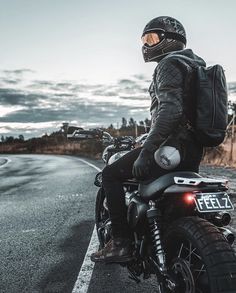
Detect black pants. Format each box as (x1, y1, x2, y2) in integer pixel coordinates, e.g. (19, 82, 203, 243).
(102, 138, 203, 238)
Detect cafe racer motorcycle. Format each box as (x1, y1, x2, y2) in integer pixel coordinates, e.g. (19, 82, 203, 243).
(94, 137, 236, 292)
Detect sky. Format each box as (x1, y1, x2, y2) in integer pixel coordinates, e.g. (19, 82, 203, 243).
(0, 0, 236, 138)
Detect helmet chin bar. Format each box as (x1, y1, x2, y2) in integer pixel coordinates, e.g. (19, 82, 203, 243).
(142, 38, 183, 63)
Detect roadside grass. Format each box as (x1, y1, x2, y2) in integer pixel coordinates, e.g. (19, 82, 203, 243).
(0, 136, 235, 167)
(203, 138, 236, 167)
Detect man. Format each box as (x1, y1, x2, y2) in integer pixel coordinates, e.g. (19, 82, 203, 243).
(91, 16, 205, 263)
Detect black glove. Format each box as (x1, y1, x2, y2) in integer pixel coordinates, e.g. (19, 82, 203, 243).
(132, 149, 154, 179)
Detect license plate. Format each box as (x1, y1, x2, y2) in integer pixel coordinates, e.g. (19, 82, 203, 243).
(195, 192, 234, 212)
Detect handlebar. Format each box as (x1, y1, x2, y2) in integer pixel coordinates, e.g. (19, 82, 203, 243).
(113, 136, 136, 148)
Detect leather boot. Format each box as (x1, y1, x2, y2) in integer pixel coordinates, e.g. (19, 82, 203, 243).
(90, 238, 133, 263)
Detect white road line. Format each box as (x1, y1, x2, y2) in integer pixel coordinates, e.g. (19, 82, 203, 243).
(0, 157, 11, 168)
(72, 158, 101, 293)
(76, 158, 102, 172)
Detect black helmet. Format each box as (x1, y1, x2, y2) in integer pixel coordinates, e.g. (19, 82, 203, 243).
(142, 16, 186, 62)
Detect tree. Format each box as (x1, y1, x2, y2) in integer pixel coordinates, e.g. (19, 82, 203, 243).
(128, 117, 135, 127)
(1, 135, 5, 143)
(121, 117, 127, 128)
(144, 118, 151, 127)
(5, 136, 14, 143)
(18, 134, 24, 142)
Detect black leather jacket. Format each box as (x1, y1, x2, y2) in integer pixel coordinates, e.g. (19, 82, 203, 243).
(143, 49, 206, 153)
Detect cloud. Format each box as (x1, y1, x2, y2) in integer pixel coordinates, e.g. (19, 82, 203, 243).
(2, 69, 35, 75)
(0, 88, 49, 107)
(1, 69, 234, 139)
(1, 78, 22, 85)
(0, 73, 151, 138)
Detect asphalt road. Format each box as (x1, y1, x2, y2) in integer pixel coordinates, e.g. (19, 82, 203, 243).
(0, 154, 235, 293)
(0, 155, 99, 293)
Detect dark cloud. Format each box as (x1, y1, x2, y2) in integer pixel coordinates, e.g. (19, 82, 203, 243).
(0, 69, 36, 88)
(119, 95, 149, 100)
(118, 79, 137, 85)
(2, 78, 234, 126)
(26, 80, 104, 94)
(0, 97, 147, 123)
(228, 82, 236, 92)
(28, 80, 55, 88)
(1, 78, 22, 85)
(54, 93, 75, 97)
(92, 90, 117, 97)
(133, 74, 146, 80)
(0, 88, 49, 107)
(2, 69, 34, 75)
(0, 74, 235, 139)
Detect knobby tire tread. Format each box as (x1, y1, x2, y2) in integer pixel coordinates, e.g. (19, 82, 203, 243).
(165, 216, 236, 293)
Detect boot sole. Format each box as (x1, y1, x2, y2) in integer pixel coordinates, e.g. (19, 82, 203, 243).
(104, 255, 134, 264)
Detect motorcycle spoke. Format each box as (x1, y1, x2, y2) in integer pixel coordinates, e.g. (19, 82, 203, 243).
(186, 242, 194, 264)
(178, 243, 184, 258)
(174, 240, 207, 292)
(195, 264, 206, 281)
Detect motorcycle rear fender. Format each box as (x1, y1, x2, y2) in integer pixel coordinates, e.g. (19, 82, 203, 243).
(163, 184, 224, 195)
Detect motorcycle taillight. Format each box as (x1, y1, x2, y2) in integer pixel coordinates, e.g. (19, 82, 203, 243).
(183, 193, 196, 204)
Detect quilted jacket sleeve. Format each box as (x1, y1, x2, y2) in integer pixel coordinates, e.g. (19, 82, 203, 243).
(143, 57, 185, 152)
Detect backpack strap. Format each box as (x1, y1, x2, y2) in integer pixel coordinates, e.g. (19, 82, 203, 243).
(167, 54, 198, 131)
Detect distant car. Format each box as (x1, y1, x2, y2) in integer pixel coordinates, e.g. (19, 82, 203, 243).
(68, 128, 105, 141)
(73, 130, 93, 139)
(66, 126, 84, 140)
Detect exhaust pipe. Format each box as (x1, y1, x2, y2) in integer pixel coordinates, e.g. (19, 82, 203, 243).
(213, 212, 231, 227)
(218, 227, 235, 245)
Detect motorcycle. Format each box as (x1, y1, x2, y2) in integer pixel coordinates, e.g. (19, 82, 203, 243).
(94, 136, 236, 293)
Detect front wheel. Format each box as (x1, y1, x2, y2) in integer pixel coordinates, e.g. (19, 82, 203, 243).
(95, 187, 111, 249)
(162, 217, 236, 293)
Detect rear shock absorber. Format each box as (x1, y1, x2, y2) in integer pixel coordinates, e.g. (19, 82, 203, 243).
(147, 200, 167, 274)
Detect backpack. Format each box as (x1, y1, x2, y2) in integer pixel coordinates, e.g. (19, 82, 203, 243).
(191, 64, 228, 147)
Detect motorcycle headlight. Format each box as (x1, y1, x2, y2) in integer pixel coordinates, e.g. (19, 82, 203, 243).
(108, 151, 129, 165)
(102, 146, 110, 163)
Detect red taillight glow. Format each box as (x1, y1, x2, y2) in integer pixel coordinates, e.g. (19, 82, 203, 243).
(183, 193, 195, 204)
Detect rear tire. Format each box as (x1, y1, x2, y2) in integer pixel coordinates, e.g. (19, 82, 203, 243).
(163, 216, 236, 293)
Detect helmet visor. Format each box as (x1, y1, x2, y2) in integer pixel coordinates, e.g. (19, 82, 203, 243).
(141, 32, 160, 46)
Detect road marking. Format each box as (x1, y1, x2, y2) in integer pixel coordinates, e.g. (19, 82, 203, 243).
(75, 158, 102, 172)
(0, 157, 11, 168)
(72, 158, 101, 293)
(72, 226, 99, 293)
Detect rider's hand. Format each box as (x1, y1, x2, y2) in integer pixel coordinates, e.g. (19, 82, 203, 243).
(132, 149, 154, 179)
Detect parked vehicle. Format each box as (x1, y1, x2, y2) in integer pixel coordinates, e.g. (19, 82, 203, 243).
(94, 137, 236, 293)
(67, 128, 112, 142)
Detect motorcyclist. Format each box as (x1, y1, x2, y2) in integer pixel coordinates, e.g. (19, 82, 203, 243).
(91, 16, 205, 263)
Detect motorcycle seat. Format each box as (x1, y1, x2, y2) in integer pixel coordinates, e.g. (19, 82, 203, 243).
(139, 171, 202, 200)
